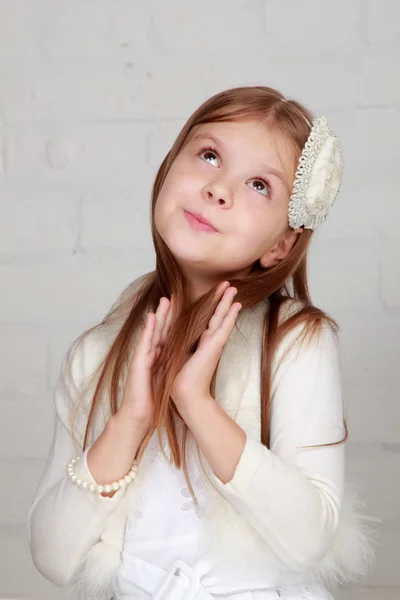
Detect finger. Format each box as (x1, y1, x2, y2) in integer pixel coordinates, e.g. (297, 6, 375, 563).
(208, 287, 238, 334)
(194, 301, 241, 379)
(206, 302, 242, 351)
(138, 312, 156, 357)
(214, 280, 230, 297)
(215, 300, 242, 334)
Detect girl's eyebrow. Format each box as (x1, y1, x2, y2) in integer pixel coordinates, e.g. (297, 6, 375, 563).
(190, 132, 226, 149)
(190, 132, 290, 192)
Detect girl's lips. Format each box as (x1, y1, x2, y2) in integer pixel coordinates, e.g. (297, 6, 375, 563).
(184, 210, 219, 233)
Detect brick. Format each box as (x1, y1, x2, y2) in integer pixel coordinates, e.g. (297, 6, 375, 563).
(347, 443, 400, 521)
(308, 238, 381, 311)
(0, 182, 79, 255)
(262, 0, 362, 56)
(0, 53, 359, 125)
(322, 179, 400, 240)
(151, 0, 266, 55)
(81, 183, 154, 252)
(40, 0, 149, 60)
(0, 260, 146, 323)
(147, 120, 186, 170)
(2, 122, 149, 184)
(339, 311, 400, 378)
(365, 0, 400, 43)
(378, 238, 400, 309)
(210, 57, 360, 110)
(0, 458, 45, 526)
(0, 124, 6, 176)
(344, 377, 400, 445)
(0, 2, 41, 63)
(0, 399, 55, 459)
(359, 48, 400, 106)
(314, 108, 400, 185)
(0, 324, 47, 398)
(1, 62, 149, 123)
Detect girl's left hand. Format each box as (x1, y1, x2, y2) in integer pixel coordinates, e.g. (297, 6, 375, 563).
(171, 282, 242, 405)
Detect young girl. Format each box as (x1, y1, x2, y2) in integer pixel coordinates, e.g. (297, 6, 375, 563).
(27, 86, 377, 600)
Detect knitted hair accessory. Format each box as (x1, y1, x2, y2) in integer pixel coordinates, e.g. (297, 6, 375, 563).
(281, 100, 344, 230)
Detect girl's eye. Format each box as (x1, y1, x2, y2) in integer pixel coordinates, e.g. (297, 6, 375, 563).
(199, 147, 219, 166)
(247, 179, 272, 198)
(198, 146, 272, 198)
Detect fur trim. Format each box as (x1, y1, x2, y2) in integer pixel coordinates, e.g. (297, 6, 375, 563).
(312, 478, 381, 589)
(69, 541, 121, 600)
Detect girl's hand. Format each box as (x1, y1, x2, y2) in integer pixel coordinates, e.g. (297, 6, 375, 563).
(172, 282, 242, 405)
(117, 295, 175, 429)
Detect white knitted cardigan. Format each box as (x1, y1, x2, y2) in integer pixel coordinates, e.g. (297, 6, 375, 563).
(28, 296, 379, 600)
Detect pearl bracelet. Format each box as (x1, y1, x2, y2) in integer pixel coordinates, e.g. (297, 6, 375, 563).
(66, 456, 139, 494)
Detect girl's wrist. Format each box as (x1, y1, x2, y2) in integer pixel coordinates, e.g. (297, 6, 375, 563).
(85, 413, 146, 488)
(112, 408, 152, 435)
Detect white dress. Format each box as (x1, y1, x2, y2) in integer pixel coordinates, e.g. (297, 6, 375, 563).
(114, 426, 334, 600)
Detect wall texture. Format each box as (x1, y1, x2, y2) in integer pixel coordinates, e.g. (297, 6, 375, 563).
(0, 1, 398, 598)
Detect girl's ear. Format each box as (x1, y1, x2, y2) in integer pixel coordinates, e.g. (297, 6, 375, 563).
(260, 228, 303, 267)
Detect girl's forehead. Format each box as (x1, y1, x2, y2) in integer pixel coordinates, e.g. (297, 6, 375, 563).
(189, 119, 269, 140)
(186, 119, 297, 180)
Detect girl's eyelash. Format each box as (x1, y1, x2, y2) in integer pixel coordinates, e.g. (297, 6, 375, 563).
(198, 145, 272, 197)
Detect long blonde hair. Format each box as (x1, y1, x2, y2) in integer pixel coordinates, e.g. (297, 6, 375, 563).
(69, 85, 348, 501)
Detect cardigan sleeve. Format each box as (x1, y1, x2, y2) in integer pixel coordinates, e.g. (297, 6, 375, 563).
(213, 321, 346, 573)
(27, 330, 130, 587)
(27, 274, 151, 586)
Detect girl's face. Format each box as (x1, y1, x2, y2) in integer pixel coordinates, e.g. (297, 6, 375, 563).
(154, 118, 302, 299)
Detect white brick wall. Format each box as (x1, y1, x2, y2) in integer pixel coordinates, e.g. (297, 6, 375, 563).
(0, 1, 398, 598)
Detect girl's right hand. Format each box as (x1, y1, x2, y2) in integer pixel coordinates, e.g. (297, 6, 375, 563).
(117, 295, 175, 430)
